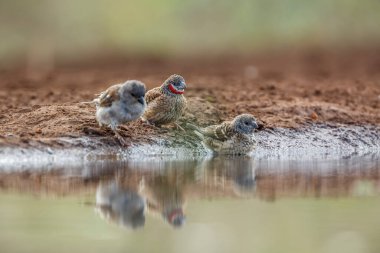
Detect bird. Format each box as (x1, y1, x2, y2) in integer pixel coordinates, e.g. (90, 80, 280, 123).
(142, 74, 187, 131)
(187, 114, 259, 155)
(92, 80, 146, 145)
(140, 174, 186, 228)
(95, 182, 146, 230)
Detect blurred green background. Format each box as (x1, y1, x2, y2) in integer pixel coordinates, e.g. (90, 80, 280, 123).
(0, 0, 380, 64)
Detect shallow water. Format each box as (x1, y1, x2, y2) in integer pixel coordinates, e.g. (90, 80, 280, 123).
(1, 153, 380, 253)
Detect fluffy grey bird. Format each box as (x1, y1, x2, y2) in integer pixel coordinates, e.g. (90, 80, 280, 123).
(188, 114, 259, 155)
(142, 74, 187, 130)
(93, 80, 146, 145)
(95, 182, 146, 230)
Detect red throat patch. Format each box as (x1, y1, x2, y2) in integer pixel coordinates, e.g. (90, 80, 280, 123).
(168, 84, 184, 94)
(168, 208, 184, 223)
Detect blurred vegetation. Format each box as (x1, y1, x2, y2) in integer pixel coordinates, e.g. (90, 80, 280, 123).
(0, 0, 380, 63)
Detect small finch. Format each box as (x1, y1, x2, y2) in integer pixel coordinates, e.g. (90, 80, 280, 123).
(93, 80, 146, 145)
(142, 74, 187, 130)
(188, 114, 259, 155)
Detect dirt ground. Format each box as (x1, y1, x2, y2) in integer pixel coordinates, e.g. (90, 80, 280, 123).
(1, 48, 380, 148)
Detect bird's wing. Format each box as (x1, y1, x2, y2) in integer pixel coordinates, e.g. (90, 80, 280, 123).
(96, 84, 121, 107)
(201, 122, 233, 141)
(204, 137, 225, 151)
(145, 87, 162, 104)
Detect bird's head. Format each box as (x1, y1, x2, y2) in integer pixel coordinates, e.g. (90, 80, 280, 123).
(163, 74, 186, 95)
(164, 208, 186, 228)
(232, 114, 258, 134)
(121, 80, 146, 105)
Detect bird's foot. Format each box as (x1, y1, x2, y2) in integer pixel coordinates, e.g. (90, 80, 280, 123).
(141, 121, 161, 130)
(116, 125, 132, 137)
(82, 126, 105, 136)
(142, 122, 157, 128)
(116, 135, 130, 147)
(158, 128, 169, 134)
(113, 130, 130, 147)
(99, 124, 110, 132)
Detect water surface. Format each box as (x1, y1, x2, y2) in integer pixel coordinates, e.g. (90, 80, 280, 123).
(1, 154, 380, 253)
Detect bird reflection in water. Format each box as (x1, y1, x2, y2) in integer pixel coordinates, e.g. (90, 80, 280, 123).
(95, 181, 146, 229)
(196, 156, 257, 198)
(95, 177, 187, 229)
(142, 172, 187, 228)
(93, 156, 257, 229)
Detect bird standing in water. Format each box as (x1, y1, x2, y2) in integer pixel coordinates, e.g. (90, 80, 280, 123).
(188, 114, 259, 155)
(142, 74, 187, 130)
(93, 80, 146, 145)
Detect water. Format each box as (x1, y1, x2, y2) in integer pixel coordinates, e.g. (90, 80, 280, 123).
(1, 153, 380, 253)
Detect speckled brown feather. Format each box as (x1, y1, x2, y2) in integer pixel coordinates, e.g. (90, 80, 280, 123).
(190, 118, 257, 155)
(202, 122, 235, 141)
(97, 84, 121, 107)
(144, 87, 162, 104)
(203, 132, 256, 155)
(143, 87, 187, 126)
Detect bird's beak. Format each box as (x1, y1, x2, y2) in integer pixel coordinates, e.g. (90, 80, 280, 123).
(181, 82, 187, 90)
(137, 96, 145, 105)
(253, 122, 259, 129)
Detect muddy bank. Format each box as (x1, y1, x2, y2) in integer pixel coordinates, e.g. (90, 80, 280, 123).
(1, 124, 380, 173)
(0, 48, 380, 154)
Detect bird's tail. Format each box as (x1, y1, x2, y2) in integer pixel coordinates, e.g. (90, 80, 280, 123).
(80, 99, 97, 106)
(186, 123, 201, 132)
(186, 123, 205, 140)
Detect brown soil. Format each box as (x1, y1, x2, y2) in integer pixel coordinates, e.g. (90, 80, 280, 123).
(1, 48, 380, 148)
